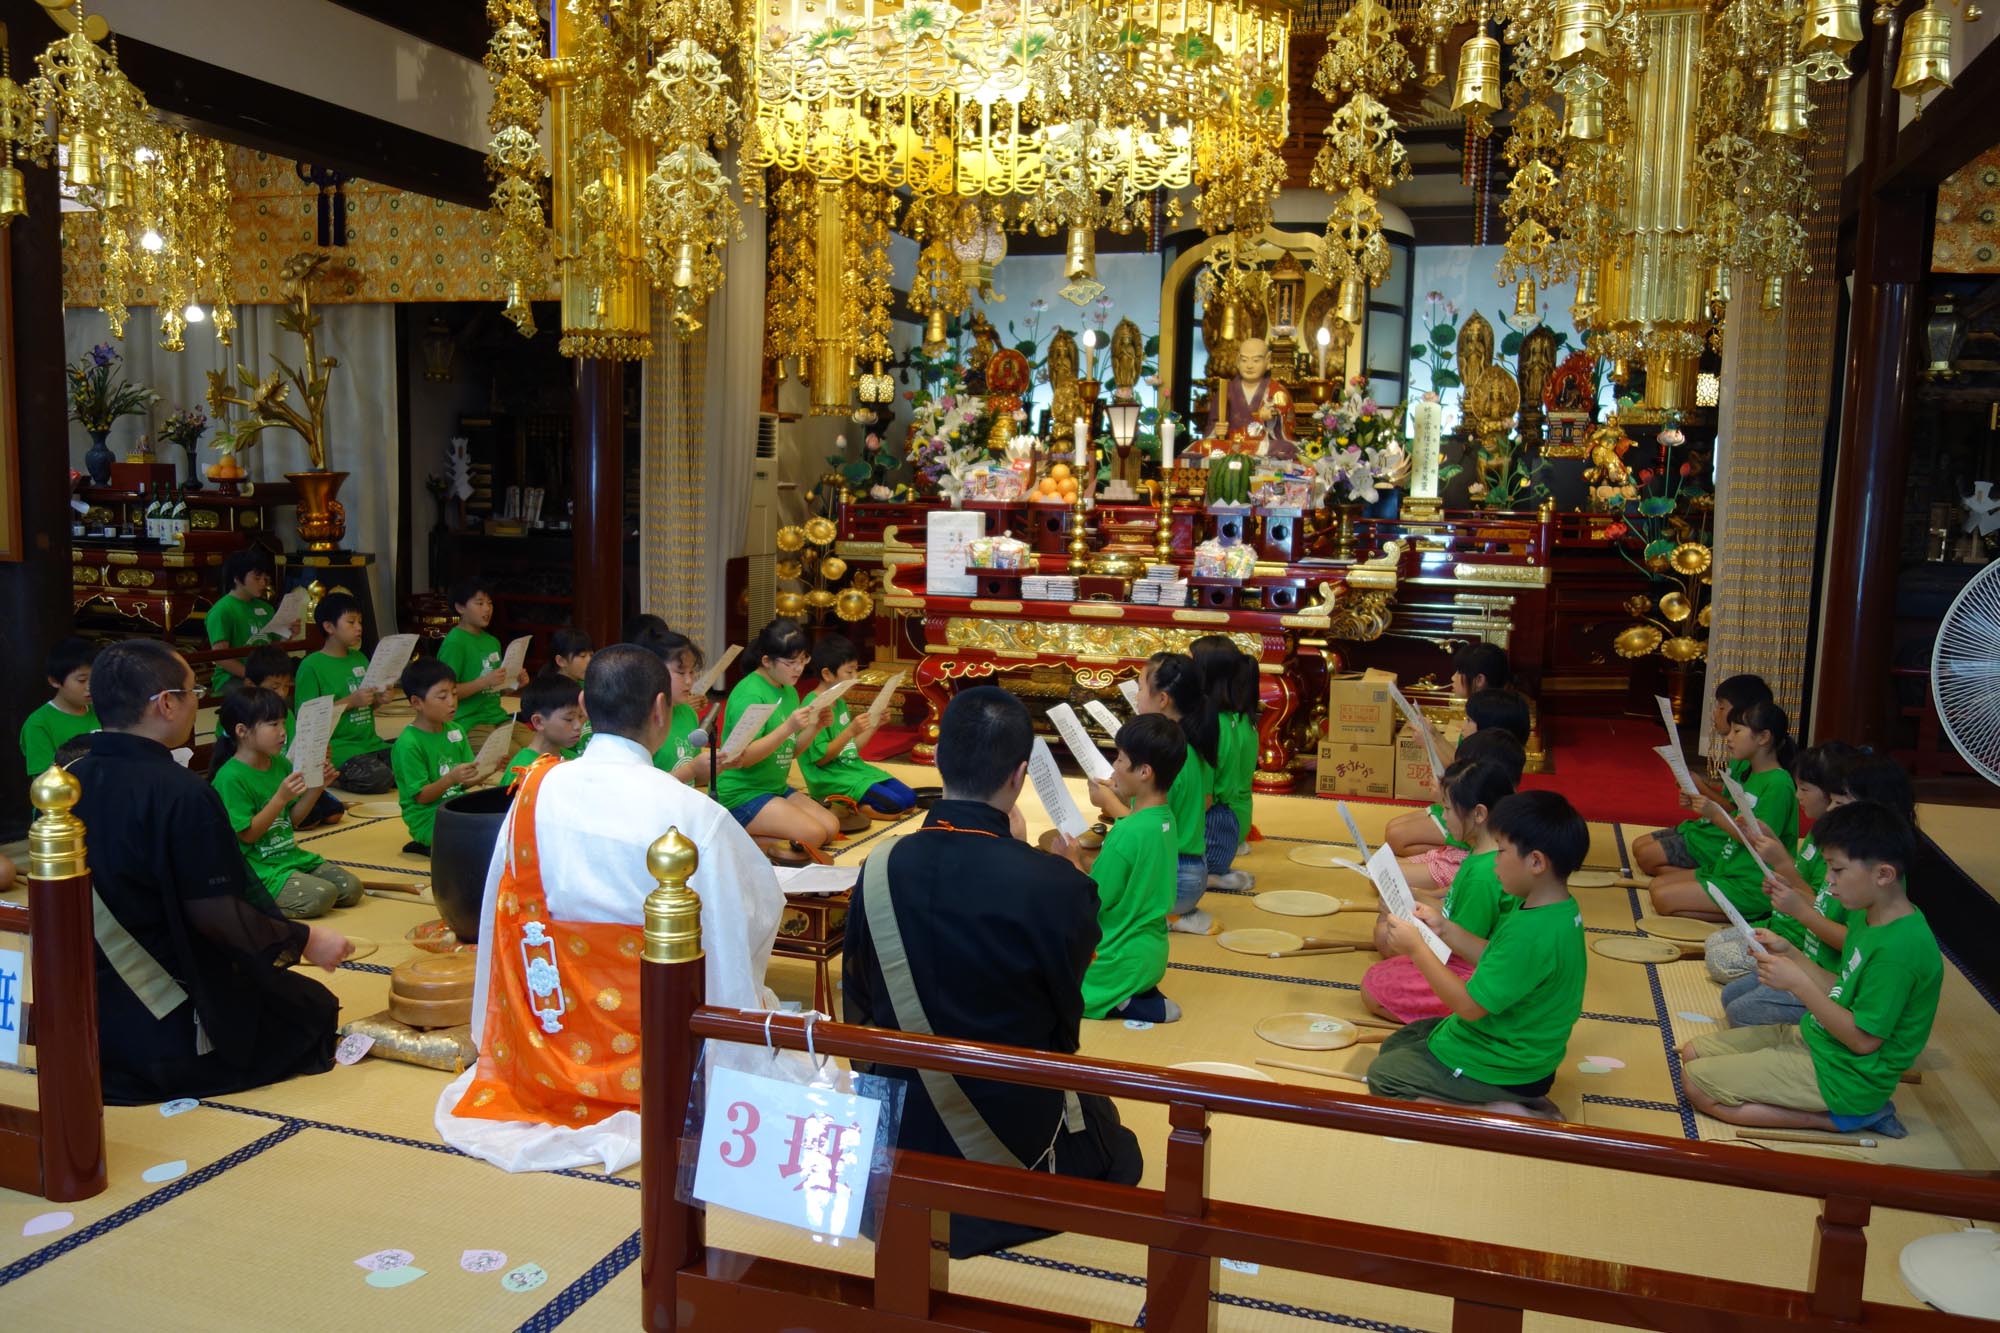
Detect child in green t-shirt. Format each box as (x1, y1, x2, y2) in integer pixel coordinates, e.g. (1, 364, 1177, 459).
(1383, 644, 1516, 863)
(1633, 672, 1774, 877)
(1394, 718, 1529, 900)
(1362, 756, 1517, 1024)
(799, 635, 913, 817)
(294, 591, 393, 794)
(549, 626, 594, 757)
(437, 577, 522, 756)
(713, 618, 836, 857)
(1190, 635, 1258, 891)
(210, 685, 361, 919)
(229, 646, 347, 831)
(19, 636, 98, 775)
(1648, 699, 1800, 923)
(1370, 790, 1590, 1119)
(1682, 800, 1941, 1139)
(204, 547, 281, 695)
(1066, 714, 1185, 1024)
(504, 675, 585, 787)
(635, 627, 719, 785)
(391, 658, 484, 855)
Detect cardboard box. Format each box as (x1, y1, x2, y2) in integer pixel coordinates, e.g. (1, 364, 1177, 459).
(1315, 740, 1395, 798)
(1326, 668, 1399, 745)
(1394, 718, 1467, 802)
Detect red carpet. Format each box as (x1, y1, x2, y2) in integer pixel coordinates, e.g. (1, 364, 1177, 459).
(861, 724, 921, 764)
(1520, 714, 1683, 828)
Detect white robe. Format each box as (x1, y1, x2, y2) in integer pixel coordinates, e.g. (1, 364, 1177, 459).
(436, 732, 786, 1173)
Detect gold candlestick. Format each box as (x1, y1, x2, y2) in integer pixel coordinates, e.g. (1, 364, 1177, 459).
(1154, 482, 1174, 566)
(1068, 488, 1092, 575)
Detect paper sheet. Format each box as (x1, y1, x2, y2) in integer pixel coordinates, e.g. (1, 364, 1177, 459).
(267, 586, 310, 640)
(361, 633, 419, 693)
(1047, 704, 1112, 782)
(474, 722, 517, 777)
(1386, 682, 1446, 780)
(866, 670, 908, 726)
(288, 696, 336, 779)
(1337, 801, 1371, 864)
(926, 510, 984, 596)
(1653, 744, 1702, 798)
(718, 702, 777, 760)
(1367, 844, 1451, 963)
(499, 635, 532, 686)
(1720, 768, 1758, 816)
(1709, 806, 1776, 882)
(1027, 738, 1088, 838)
(688, 645, 742, 700)
(1654, 694, 1681, 744)
(811, 676, 859, 713)
(1083, 700, 1123, 740)
(1704, 881, 1770, 955)
(774, 864, 861, 895)
(1118, 678, 1142, 710)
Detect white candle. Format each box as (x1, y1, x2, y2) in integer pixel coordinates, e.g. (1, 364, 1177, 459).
(1315, 326, 1330, 381)
(1161, 418, 1175, 470)
(1074, 418, 1088, 471)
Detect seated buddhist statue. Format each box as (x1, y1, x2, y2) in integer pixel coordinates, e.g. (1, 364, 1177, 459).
(1205, 338, 1296, 462)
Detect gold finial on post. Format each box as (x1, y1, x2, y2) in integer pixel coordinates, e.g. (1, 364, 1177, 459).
(29, 764, 85, 881)
(642, 825, 703, 964)
(1154, 480, 1175, 566)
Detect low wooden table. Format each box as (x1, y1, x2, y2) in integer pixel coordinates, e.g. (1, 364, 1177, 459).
(772, 891, 848, 1016)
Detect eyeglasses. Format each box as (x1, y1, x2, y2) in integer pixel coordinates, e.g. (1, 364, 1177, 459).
(147, 685, 208, 703)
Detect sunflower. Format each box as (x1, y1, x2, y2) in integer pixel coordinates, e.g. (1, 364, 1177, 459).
(1669, 542, 1712, 576)
(1659, 592, 1691, 622)
(1660, 635, 1706, 663)
(774, 590, 808, 617)
(775, 525, 806, 552)
(1698, 605, 1711, 628)
(805, 588, 838, 609)
(775, 559, 802, 580)
(819, 555, 848, 581)
(836, 588, 874, 621)
(1613, 625, 1664, 658)
(804, 516, 839, 546)
(1623, 593, 1653, 617)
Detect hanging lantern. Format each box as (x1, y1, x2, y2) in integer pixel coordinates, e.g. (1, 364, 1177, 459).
(1552, 0, 1609, 65)
(1061, 224, 1104, 305)
(1802, 0, 1864, 54)
(0, 164, 21, 223)
(1763, 65, 1812, 139)
(1893, 5, 1953, 108)
(1453, 34, 1503, 112)
(1337, 276, 1367, 325)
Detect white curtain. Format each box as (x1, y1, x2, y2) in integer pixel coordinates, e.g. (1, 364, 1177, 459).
(64, 303, 400, 617)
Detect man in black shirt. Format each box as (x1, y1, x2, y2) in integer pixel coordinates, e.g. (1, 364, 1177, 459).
(843, 687, 1142, 1257)
(72, 639, 351, 1105)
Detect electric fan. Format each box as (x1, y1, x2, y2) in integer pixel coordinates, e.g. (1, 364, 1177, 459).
(1931, 558, 2000, 786)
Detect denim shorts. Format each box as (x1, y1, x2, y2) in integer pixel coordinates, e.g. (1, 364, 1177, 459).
(1648, 827, 1698, 868)
(729, 788, 793, 828)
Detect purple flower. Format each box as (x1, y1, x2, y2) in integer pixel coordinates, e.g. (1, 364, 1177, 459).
(90, 344, 116, 368)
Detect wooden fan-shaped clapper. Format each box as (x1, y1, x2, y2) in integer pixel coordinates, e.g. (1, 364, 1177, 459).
(0, 767, 106, 1201)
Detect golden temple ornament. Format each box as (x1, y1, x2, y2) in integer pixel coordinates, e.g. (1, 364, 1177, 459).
(1893, 3, 1954, 112)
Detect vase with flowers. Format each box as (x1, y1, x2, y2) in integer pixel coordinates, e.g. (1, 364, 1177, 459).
(160, 406, 209, 491)
(1309, 379, 1409, 557)
(66, 343, 157, 485)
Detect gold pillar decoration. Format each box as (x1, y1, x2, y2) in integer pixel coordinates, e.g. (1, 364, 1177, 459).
(1311, 0, 1412, 307)
(763, 171, 816, 379)
(642, 826, 703, 964)
(0, 35, 29, 225)
(29, 764, 85, 882)
(810, 182, 852, 415)
(850, 182, 897, 403)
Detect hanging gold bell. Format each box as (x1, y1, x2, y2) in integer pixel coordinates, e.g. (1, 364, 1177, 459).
(65, 128, 98, 188)
(1708, 263, 1732, 308)
(1763, 65, 1812, 139)
(1608, 357, 1630, 384)
(1065, 224, 1096, 281)
(1761, 274, 1785, 311)
(1514, 277, 1539, 320)
(1800, 0, 1863, 54)
(0, 166, 24, 224)
(1552, 0, 1609, 65)
(1219, 298, 1240, 341)
(1571, 268, 1598, 326)
(1893, 5, 1953, 103)
(100, 159, 129, 211)
(1337, 276, 1367, 325)
(923, 307, 948, 355)
(1563, 80, 1605, 140)
(1452, 34, 1503, 112)
(1422, 42, 1444, 87)
(671, 241, 696, 290)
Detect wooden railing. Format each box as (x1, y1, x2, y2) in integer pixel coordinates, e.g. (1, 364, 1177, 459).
(0, 767, 105, 1203)
(637, 900, 2000, 1329)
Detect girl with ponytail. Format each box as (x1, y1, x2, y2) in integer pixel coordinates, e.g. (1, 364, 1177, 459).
(1190, 636, 1260, 888)
(1648, 698, 1802, 924)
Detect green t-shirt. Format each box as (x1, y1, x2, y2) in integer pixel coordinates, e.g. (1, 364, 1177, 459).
(1428, 803, 1473, 852)
(653, 702, 701, 776)
(1706, 765, 1801, 921)
(296, 648, 385, 765)
(438, 625, 507, 729)
(506, 745, 569, 787)
(205, 593, 277, 693)
(1212, 713, 1254, 835)
(799, 696, 889, 803)
(1769, 832, 1833, 951)
(390, 721, 473, 845)
(1427, 896, 1586, 1087)
(1677, 757, 1749, 863)
(1798, 841, 1856, 972)
(564, 715, 593, 760)
(1801, 908, 1942, 1116)
(213, 754, 322, 897)
(1081, 805, 1178, 1018)
(1439, 848, 1512, 945)
(714, 673, 801, 809)
(19, 700, 96, 774)
(1166, 744, 1210, 859)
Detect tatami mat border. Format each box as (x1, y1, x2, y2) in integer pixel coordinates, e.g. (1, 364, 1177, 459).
(516, 1230, 641, 1333)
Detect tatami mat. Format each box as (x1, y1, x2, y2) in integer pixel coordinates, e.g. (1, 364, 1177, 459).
(2, 756, 1995, 1330)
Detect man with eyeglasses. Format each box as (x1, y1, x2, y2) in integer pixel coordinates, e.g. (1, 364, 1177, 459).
(70, 639, 353, 1105)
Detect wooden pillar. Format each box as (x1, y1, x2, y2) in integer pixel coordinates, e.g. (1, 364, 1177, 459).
(640, 828, 705, 1332)
(1814, 12, 1929, 746)
(571, 358, 626, 648)
(0, 23, 80, 840)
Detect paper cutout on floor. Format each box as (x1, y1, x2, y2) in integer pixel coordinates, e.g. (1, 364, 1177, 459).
(334, 1032, 375, 1066)
(1220, 1259, 1260, 1275)
(1123, 1019, 1154, 1031)
(1583, 1055, 1626, 1069)
(141, 1160, 187, 1183)
(501, 1263, 549, 1293)
(460, 1249, 508, 1274)
(365, 1266, 428, 1289)
(21, 1211, 72, 1237)
(354, 1248, 415, 1271)
(1576, 1061, 1615, 1075)
(158, 1098, 199, 1118)
(1308, 1021, 1344, 1033)
(774, 863, 861, 895)
(1676, 1011, 1716, 1024)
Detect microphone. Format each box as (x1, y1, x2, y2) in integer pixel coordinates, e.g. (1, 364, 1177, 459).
(685, 728, 709, 752)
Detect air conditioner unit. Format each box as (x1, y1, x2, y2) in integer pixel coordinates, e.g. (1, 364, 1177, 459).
(745, 412, 781, 629)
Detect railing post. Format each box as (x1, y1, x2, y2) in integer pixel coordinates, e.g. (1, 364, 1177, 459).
(875, 1185, 949, 1317)
(28, 765, 104, 1203)
(641, 827, 706, 1332)
(1808, 1194, 1870, 1322)
(1146, 1099, 1217, 1333)
(1453, 1300, 1525, 1332)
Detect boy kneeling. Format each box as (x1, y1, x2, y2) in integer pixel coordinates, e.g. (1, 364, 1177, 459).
(1680, 801, 1939, 1139)
(1069, 714, 1186, 1024)
(1370, 790, 1589, 1120)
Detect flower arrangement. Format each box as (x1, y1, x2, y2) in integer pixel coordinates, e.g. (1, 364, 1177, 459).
(66, 343, 156, 434)
(1308, 379, 1409, 503)
(160, 406, 208, 451)
(1607, 414, 1715, 665)
(831, 407, 909, 502)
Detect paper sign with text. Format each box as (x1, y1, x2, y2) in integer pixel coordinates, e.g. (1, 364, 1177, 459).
(691, 1063, 884, 1239)
(267, 586, 310, 641)
(1368, 844, 1451, 963)
(810, 677, 859, 713)
(361, 634, 420, 693)
(288, 696, 337, 780)
(0, 947, 20, 1064)
(1654, 695, 1680, 744)
(1047, 704, 1112, 782)
(1719, 769, 1758, 816)
(925, 510, 984, 596)
(1027, 738, 1089, 838)
(688, 645, 743, 700)
(719, 703, 777, 761)
(474, 722, 518, 778)
(1704, 882, 1770, 956)
(500, 635, 532, 686)
(1083, 700, 1123, 740)
(1337, 801, 1371, 864)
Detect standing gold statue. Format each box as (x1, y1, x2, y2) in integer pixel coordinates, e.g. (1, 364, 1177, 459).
(1048, 329, 1081, 447)
(1456, 313, 1520, 495)
(1110, 318, 1144, 396)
